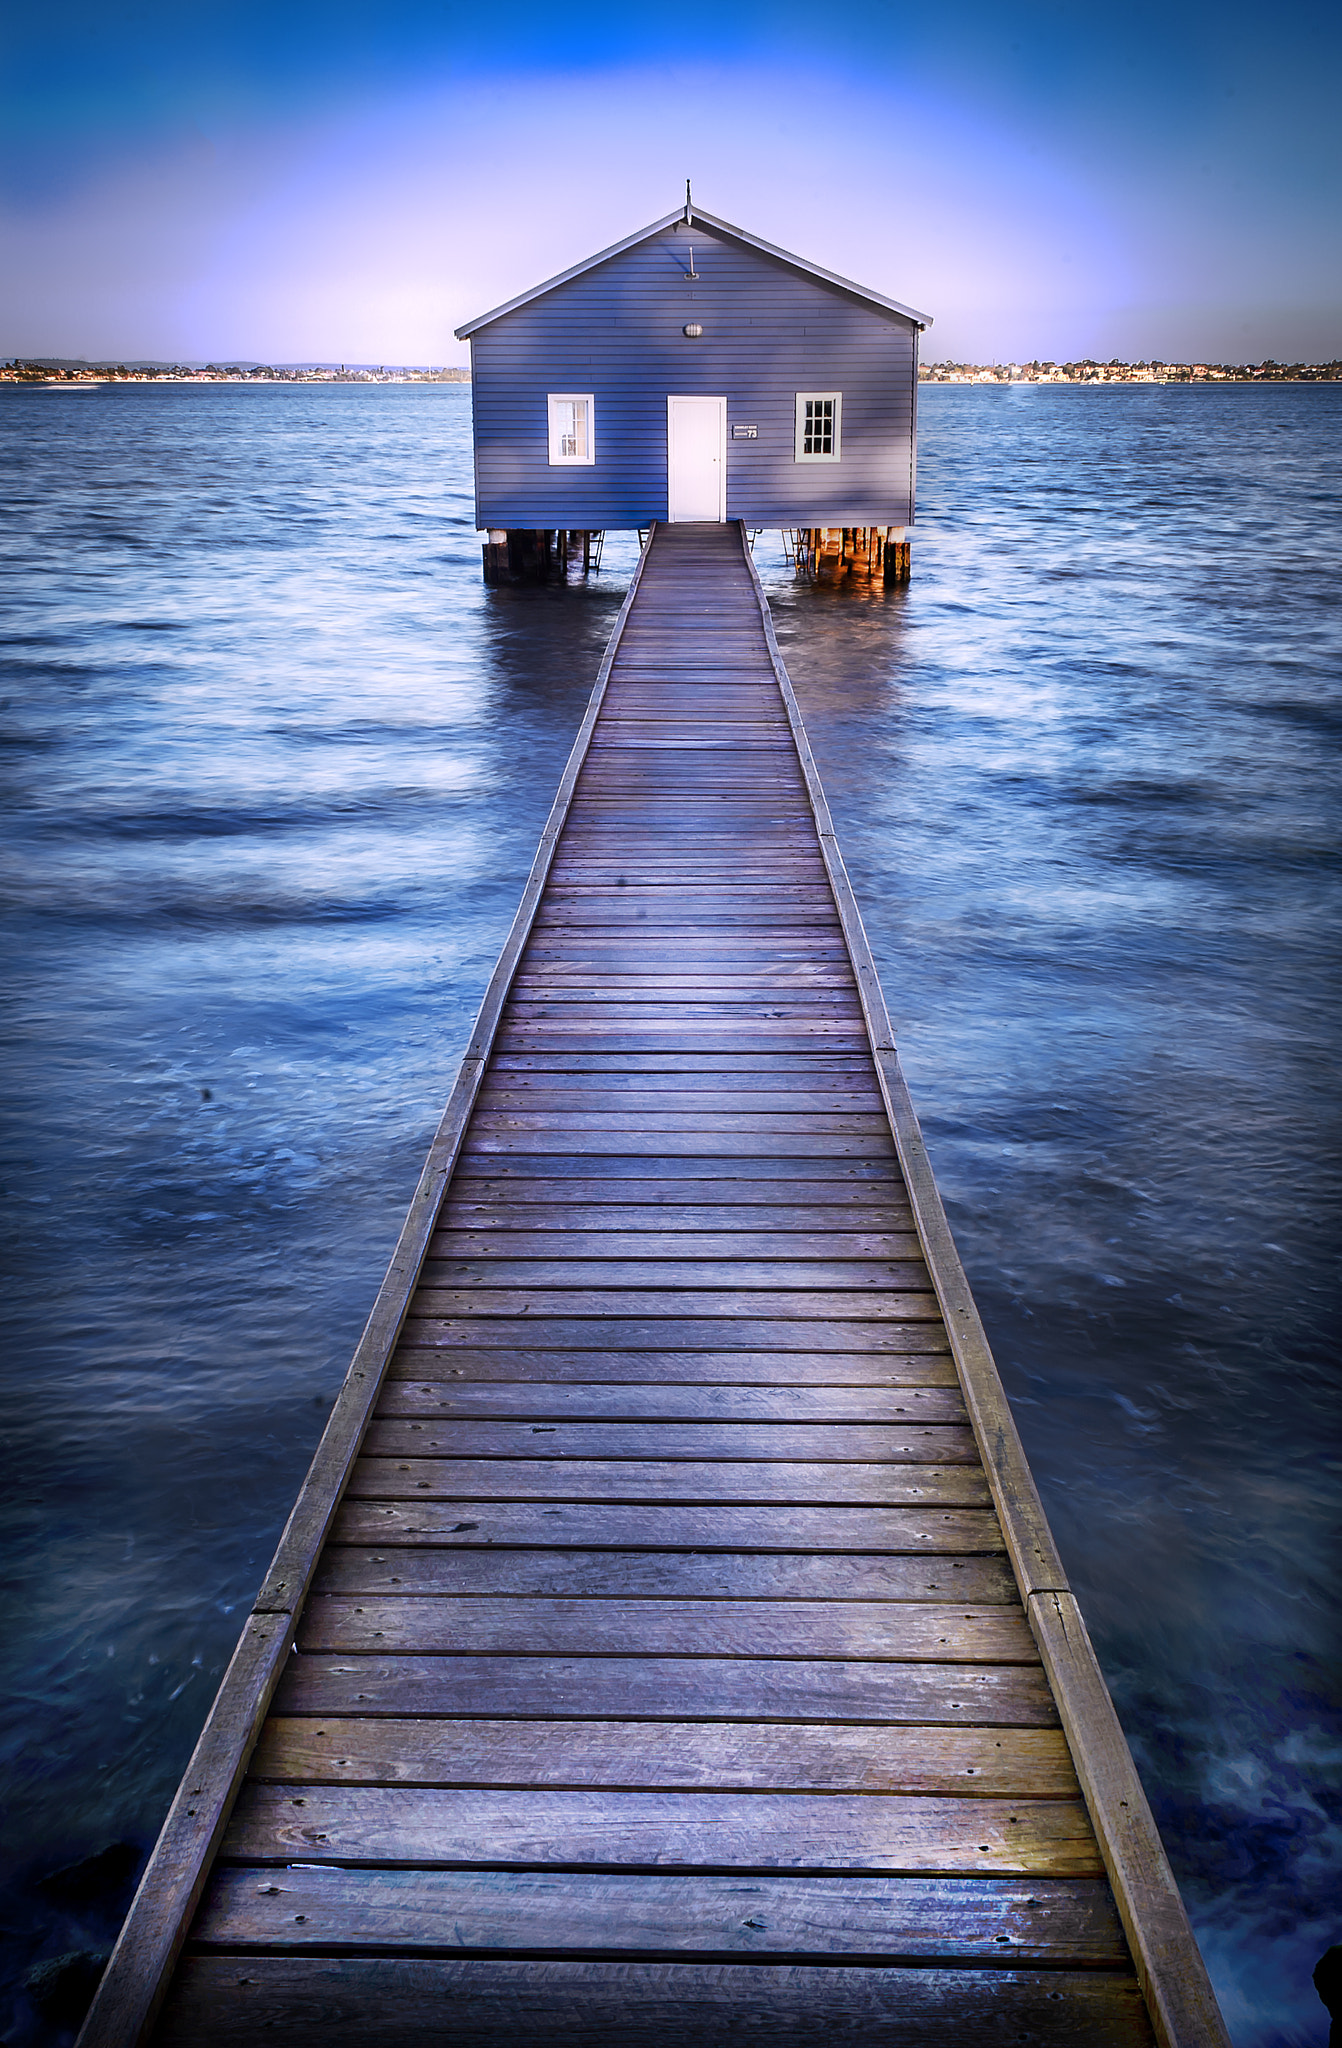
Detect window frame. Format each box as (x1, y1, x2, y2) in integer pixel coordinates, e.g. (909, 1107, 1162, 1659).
(794, 391, 842, 463)
(547, 392, 596, 466)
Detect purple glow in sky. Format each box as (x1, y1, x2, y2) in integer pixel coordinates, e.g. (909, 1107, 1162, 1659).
(4, 0, 1339, 361)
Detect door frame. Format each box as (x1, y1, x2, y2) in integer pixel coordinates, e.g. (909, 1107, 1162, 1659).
(666, 395, 727, 523)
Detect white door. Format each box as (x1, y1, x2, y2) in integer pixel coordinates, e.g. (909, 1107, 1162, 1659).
(667, 396, 726, 522)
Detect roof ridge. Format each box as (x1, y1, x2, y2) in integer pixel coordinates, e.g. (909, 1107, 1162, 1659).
(454, 207, 932, 338)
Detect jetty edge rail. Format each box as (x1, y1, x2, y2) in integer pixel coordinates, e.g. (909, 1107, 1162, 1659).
(737, 535, 1229, 2048)
(75, 532, 657, 2048)
(78, 519, 1230, 2048)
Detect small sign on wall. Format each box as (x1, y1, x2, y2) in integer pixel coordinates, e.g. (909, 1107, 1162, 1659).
(731, 425, 758, 440)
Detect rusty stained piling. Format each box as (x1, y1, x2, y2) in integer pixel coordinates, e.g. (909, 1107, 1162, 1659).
(795, 526, 911, 585)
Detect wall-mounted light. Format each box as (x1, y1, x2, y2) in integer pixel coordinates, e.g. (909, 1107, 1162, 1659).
(683, 323, 703, 338)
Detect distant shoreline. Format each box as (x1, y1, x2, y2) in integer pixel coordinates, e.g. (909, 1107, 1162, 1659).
(0, 362, 471, 385)
(3, 356, 1339, 388)
(920, 359, 1341, 385)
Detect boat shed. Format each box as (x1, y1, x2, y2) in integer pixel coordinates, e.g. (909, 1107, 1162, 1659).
(455, 202, 931, 560)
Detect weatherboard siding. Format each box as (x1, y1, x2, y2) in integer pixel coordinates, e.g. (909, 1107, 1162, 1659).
(468, 222, 918, 529)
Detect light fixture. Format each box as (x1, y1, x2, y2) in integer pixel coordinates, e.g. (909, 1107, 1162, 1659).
(683, 323, 703, 338)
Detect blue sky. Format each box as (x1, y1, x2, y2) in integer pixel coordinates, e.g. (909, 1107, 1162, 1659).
(4, 0, 1338, 362)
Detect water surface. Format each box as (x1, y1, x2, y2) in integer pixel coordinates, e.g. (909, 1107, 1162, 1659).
(1, 380, 1337, 2044)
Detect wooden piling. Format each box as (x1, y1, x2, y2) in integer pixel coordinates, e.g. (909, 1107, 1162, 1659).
(792, 527, 910, 583)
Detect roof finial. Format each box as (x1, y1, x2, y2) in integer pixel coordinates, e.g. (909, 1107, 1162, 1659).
(684, 178, 692, 224)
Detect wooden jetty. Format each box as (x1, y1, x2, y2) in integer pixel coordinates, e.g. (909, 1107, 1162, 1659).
(80, 522, 1229, 2047)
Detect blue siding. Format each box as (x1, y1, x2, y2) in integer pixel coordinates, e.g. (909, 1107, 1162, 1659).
(468, 224, 918, 530)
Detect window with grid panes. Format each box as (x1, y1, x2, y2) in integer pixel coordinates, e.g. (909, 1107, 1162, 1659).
(547, 394, 595, 465)
(794, 393, 842, 462)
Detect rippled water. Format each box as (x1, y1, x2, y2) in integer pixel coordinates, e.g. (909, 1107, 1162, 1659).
(2, 381, 1338, 2045)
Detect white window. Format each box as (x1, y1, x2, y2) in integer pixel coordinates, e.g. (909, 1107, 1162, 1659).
(548, 393, 595, 465)
(794, 392, 842, 462)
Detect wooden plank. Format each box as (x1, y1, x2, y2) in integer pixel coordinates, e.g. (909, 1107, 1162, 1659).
(310, 1549, 1014, 1601)
(568, 788, 805, 801)
(542, 866, 832, 879)
(514, 939, 853, 952)
(447, 1153, 903, 1181)
(491, 1039, 878, 1058)
(438, 1201, 918, 1229)
(474, 1077, 891, 1098)
(376, 1383, 967, 1420)
(506, 983, 862, 999)
(396, 1319, 951, 1353)
(548, 845, 824, 854)
(406, 1289, 943, 1321)
(485, 1050, 877, 1071)
(504, 995, 860, 1011)
(417, 1257, 930, 1289)
(505, 987, 864, 1001)
(487, 1040, 876, 1056)
(537, 889, 833, 900)
(474, 1088, 886, 1108)
(443, 1188, 917, 1216)
(272, 1653, 1058, 1725)
(386, 1348, 957, 1384)
(579, 730, 797, 740)
(222, 1784, 1102, 1874)
(524, 885, 850, 897)
(535, 853, 839, 865)
(329, 1502, 1005, 1553)
(296, 1596, 1034, 1662)
(568, 781, 802, 791)
(448, 1159, 906, 1182)
(554, 808, 814, 818)
(420, 1253, 934, 1286)
(249, 1718, 1075, 1796)
(344, 1460, 992, 1506)
(555, 796, 805, 803)
(549, 823, 819, 831)
(361, 1420, 977, 1462)
(569, 774, 807, 782)
(581, 712, 792, 721)
(526, 926, 837, 937)
(536, 828, 822, 839)
(467, 1115, 892, 1137)
(504, 950, 852, 966)
(573, 752, 800, 762)
(157, 1959, 1154, 2046)
(510, 950, 856, 966)
(510, 956, 857, 968)
(577, 737, 794, 746)
(548, 844, 826, 856)
(521, 918, 848, 932)
(429, 1230, 925, 1258)
(191, 1866, 1119, 1959)
(517, 933, 850, 946)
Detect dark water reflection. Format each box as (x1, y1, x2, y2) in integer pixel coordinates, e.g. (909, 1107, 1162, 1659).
(1, 382, 1337, 2044)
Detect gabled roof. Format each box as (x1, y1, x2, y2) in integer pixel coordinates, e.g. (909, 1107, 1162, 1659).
(454, 205, 933, 339)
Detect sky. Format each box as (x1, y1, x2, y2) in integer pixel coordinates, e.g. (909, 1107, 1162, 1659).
(3, 0, 1339, 364)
